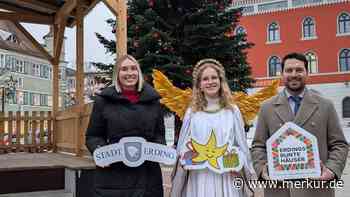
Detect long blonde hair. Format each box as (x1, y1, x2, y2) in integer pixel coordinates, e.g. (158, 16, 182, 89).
(114, 54, 144, 93)
(191, 59, 234, 112)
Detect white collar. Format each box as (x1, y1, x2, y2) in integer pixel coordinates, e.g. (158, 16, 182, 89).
(284, 88, 305, 99)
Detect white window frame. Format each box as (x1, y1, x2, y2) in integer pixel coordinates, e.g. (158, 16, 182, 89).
(266, 22, 281, 44)
(304, 51, 318, 74)
(301, 16, 317, 40)
(338, 48, 350, 72)
(267, 55, 282, 77)
(337, 12, 350, 37)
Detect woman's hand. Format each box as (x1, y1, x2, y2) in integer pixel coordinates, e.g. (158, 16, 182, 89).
(230, 170, 241, 177)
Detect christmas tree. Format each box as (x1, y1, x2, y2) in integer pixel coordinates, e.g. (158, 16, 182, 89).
(95, 0, 254, 91)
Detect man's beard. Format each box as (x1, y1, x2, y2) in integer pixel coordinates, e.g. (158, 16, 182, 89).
(285, 78, 306, 93)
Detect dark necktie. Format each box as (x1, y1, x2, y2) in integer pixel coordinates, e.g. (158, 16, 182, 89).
(290, 96, 302, 115)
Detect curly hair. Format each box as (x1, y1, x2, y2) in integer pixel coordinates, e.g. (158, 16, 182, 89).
(191, 59, 234, 112)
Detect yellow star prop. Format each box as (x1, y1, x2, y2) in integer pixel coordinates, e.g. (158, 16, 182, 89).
(191, 129, 228, 169)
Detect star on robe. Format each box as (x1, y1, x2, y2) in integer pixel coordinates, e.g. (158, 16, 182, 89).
(191, 129, 228, 169)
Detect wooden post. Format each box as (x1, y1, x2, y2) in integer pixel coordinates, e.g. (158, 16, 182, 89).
(23, 111, 29, 151)
(47, 111, 52, 150)
(75, 2, 85, 157)
(103, 0, 127, 78)
(0, 112, 4, 153)
(15, 111, 21, 152)
(31, 111, 37, 152)
(52, 24, 60, 152)
(39, 111, 45, 152)
(8, 111, 13, 152)
(116, 0, 127, 58)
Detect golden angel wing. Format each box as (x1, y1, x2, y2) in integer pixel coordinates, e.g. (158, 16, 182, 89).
(152, 69, 192, 120)
(233, 80, 280, 125)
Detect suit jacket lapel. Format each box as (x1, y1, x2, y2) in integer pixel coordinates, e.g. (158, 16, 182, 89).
(294, 90, 319, 126)
(273, 92, 294, 123)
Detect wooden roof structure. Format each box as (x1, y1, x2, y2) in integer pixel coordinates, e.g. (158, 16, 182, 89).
(0, 0, 127, 154)
(0, 20, 47, 58)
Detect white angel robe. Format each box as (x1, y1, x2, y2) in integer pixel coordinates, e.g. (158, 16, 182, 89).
(177, 103, 255, 197)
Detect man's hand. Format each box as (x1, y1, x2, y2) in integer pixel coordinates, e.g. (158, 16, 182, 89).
(315, 163, 335, 181)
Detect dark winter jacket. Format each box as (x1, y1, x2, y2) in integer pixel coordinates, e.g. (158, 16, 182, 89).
(86, 83, 165, 197)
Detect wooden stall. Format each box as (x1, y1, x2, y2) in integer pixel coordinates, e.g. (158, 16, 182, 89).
(0, 0, 127, 155)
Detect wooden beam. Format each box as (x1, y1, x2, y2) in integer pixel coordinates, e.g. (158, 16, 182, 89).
(0, 2, 43, 14)
(55, 0, 77, 25)
(52, 24, 60, 152)
(0, 11, 54, 25)
(67, 0, 99, 27)
(53, 21, 66, 65)
(12, 21, 54, 63)
(14, 0, 60, 13)
(104, 0, 127, 58)
(102, 0, 127, 83)
(76, 3, 84, 107)
(117, 0, 127, 58)
(102, 0, 118, 16)
(75, 3, 85, 157)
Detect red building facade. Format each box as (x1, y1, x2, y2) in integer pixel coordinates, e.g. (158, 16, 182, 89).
(234, 0, 350, 87)
(233, 0, 350, 138)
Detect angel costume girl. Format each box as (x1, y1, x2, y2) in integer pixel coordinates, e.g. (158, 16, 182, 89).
(171, 59, 255, 197)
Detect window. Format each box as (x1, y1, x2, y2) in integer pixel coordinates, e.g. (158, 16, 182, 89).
(68, 78, 76, 91)
(339, 49, 350, 71)
(5, 55, 11, 69)
(40, 64, 50, 79)
(343, 97, 350, 118)
(31, 93, 40, 106)
(242, 6, 254, 14)
(23, 91, 29, 105)
(0, 54, 4, 68)
(40, 94, 48, 106)
(9, 56, 15, 71)
(16, 77, 24, 89)
(11, 57, 18, 72)
(40, 64, 45, 78)
(32, 64, 40, 76)
(7, 90, 16, 104)
(258, 1, 288, 12)
(292, 0, 322, 7)
(235, 26, 246, 35)
(42, 65, 50, 79)
(48, 95, 52, 107)
(17, 91, 23, 105)
(305, 52, 318, 74)
(49, 67, 52, 80)
(302, 17, 316, 38)
(16, 59, 24, 73)
(338, 12, 350, 34)
(60, 68, 66, 80)
(23, 61, 29, 74)
(268, 22, 280, 42)
(6, 34, 19, 44)
(268, 56, 282, 77)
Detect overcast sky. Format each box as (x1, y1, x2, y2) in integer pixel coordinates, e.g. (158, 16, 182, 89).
(22, 2, 116, 68)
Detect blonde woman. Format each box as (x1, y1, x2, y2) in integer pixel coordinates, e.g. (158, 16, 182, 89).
(172, 59, 255, 197)
(86, 55, 165, 197)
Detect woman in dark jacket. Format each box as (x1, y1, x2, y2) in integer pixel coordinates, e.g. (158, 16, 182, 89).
(85, 55, 165, 197)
